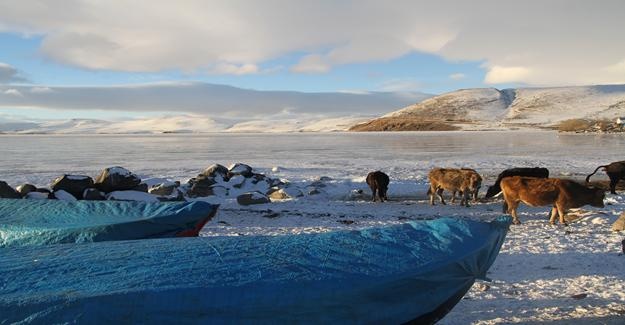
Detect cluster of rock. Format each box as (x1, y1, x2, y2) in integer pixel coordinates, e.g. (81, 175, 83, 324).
(0, 163, 324, 206)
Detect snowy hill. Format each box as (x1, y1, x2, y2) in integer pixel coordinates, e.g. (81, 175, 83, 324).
(352, 85, 625, 131)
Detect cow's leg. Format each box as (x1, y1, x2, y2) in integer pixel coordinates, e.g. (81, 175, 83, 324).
(549, 206, 558, 225)
(437, 188, 446, 205)
(556, 203, 568, 225)
(609, 176, 618, 194)
(451, 190, 457, 204)
(371, 186, 377, 202)
(506, 200, 521, 224)
(461, 190, 470, 207)
(429, 186, 436, 205)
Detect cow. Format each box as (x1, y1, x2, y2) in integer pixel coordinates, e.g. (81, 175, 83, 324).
(586, 161, 625, 194)
(500, 176, 605, 225)
(450, 168, 482, 203)
(428, 168, 482, 207)
(366, 171, 389, 202)
(485, 167, 550, 198)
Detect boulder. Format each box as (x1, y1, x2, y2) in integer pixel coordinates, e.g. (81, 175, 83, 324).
(228, 163, 253, 178)
(54, 190, 78, 201)
(612, 213, 625, 231)
(148, 181, 178, 196)
(157, 189, 186, 202)
(16, 184, 37, 197)
(94, 167, 141, 193)
(228, 175, 247, 189)
(186, 176, 217, 197)
(268, 187, 303, 200)
(131, 183, 149, 193)
(106, 190, 160, 202)
(236, 191, 270, 205)
(25, 192, 51, 200)
(201, 164, 229, 180)
(51, 174, 94, 199)
(0, 181, 21, 199)
(83, 188, 106, 200)
(307, 188, 322, 195)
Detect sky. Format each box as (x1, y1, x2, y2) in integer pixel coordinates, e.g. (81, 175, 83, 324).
(1, 0, 625, 120)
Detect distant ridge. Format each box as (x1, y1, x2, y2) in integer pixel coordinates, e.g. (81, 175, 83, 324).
(350, 85, 625, 131)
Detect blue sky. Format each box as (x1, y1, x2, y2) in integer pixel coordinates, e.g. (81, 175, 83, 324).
(0, 33, 504, 94)
(0, 1, 624, 120)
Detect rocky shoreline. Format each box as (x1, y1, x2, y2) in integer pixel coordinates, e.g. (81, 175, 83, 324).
(0, 163, 325, 206)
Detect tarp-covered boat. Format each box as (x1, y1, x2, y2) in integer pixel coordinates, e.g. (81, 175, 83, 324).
(0, 216, 510, 324)
(0, 199, 218, 247)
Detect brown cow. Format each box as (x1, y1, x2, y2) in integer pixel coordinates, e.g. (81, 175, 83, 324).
(586, 161, 625, 194)
(366, 171, 389, 202)
(428, 168, 482, 207)
(501, 176, 605, 225)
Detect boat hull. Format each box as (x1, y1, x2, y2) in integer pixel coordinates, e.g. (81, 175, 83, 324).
(0, 199, 218, 247)
(0, 216, 511, 323)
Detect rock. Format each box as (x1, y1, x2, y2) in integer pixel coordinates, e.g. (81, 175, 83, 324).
(187, 176, 217, 197)
(83, 188, 106, 200)
(106, 190, 160, 202)
(0, 181, 21, 199)
(229, 175, 247, 188)
(201, 164, 229, 180)
(54, 190, 78, 201)
(269, 187, 304, 200)
(131, 183, 149, 193)
(571, 293, 588, 300)
(16, 184, 37, 197)
(612, 213, 625, 231)
(148, 181, 178, 196)
(25, 192, 51, 200)
(209, 185, 229, 197)
(51, 174, 94, 199)
(250, 173, 267, 184)
(157, 189, 186, 202)
(228, 163, 253, 178)
(307, 188, 322, 195)
(94, 167, 141, 193)
(237, 191, 270, 205)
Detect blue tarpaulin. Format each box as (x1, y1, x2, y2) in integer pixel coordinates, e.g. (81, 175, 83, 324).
(0, 199, 218, 247)
(0, 216, 511, 324)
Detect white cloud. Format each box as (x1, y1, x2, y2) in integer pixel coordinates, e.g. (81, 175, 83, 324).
(209, 63, 259, 75)
(449, 73, 465, 80)
(4, 89, 23, 96)
(0, 1, 624, 85)
(484, 66, 532, 84)
(0, 82, 432, 118)
(378, 79, 423, 92)
(291, 55, 331, 73)
(0, 62, 28, 83)
(29, 86, 53, 93)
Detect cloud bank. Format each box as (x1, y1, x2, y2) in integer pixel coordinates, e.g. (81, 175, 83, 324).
(0, 63, 28, 83)
(0, 82, 431, 119)
(0, 1, 624, 86)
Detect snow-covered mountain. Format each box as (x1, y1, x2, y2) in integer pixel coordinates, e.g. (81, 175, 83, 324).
(0, 114, 375, 134)
(352, 85, 625, 131)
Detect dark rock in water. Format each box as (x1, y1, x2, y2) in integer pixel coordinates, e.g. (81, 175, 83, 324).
(228, 163, 253, 178)
(0, 181, 21, 199)
(26, 191, 52, 200)
(94, 167, 141, 193)
(251, 173, 267, 184)
(132, 183, 149, 193)
(237, 191, 270, 205)
(51, 174, 94, 199)
(187, 176, 217, 197)
(229, 175, 246, 189)
(83, 188, 106, 200)
(16, 184, 37, 197)
(148, 182, 178, 196)
(201, 164, 229, 180)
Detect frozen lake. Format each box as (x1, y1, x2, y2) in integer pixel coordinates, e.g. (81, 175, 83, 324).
(0, 131, 623, 186)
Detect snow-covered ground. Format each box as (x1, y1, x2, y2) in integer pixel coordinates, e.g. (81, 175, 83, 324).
(1, 131, 624, 323)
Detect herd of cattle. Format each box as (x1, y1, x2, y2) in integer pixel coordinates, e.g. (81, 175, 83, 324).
(366, 161, 625, 225)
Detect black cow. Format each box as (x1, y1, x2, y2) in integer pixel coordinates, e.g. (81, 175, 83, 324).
(485, 167, 550, 198)
(366, 171, 389, 202)
(586, 161, 625, 194)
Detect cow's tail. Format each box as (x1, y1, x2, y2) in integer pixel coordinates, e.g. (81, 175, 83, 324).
(586, 165, 608, 183)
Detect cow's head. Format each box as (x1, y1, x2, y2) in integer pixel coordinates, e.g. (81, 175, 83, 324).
(589, 187, 606, 208)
